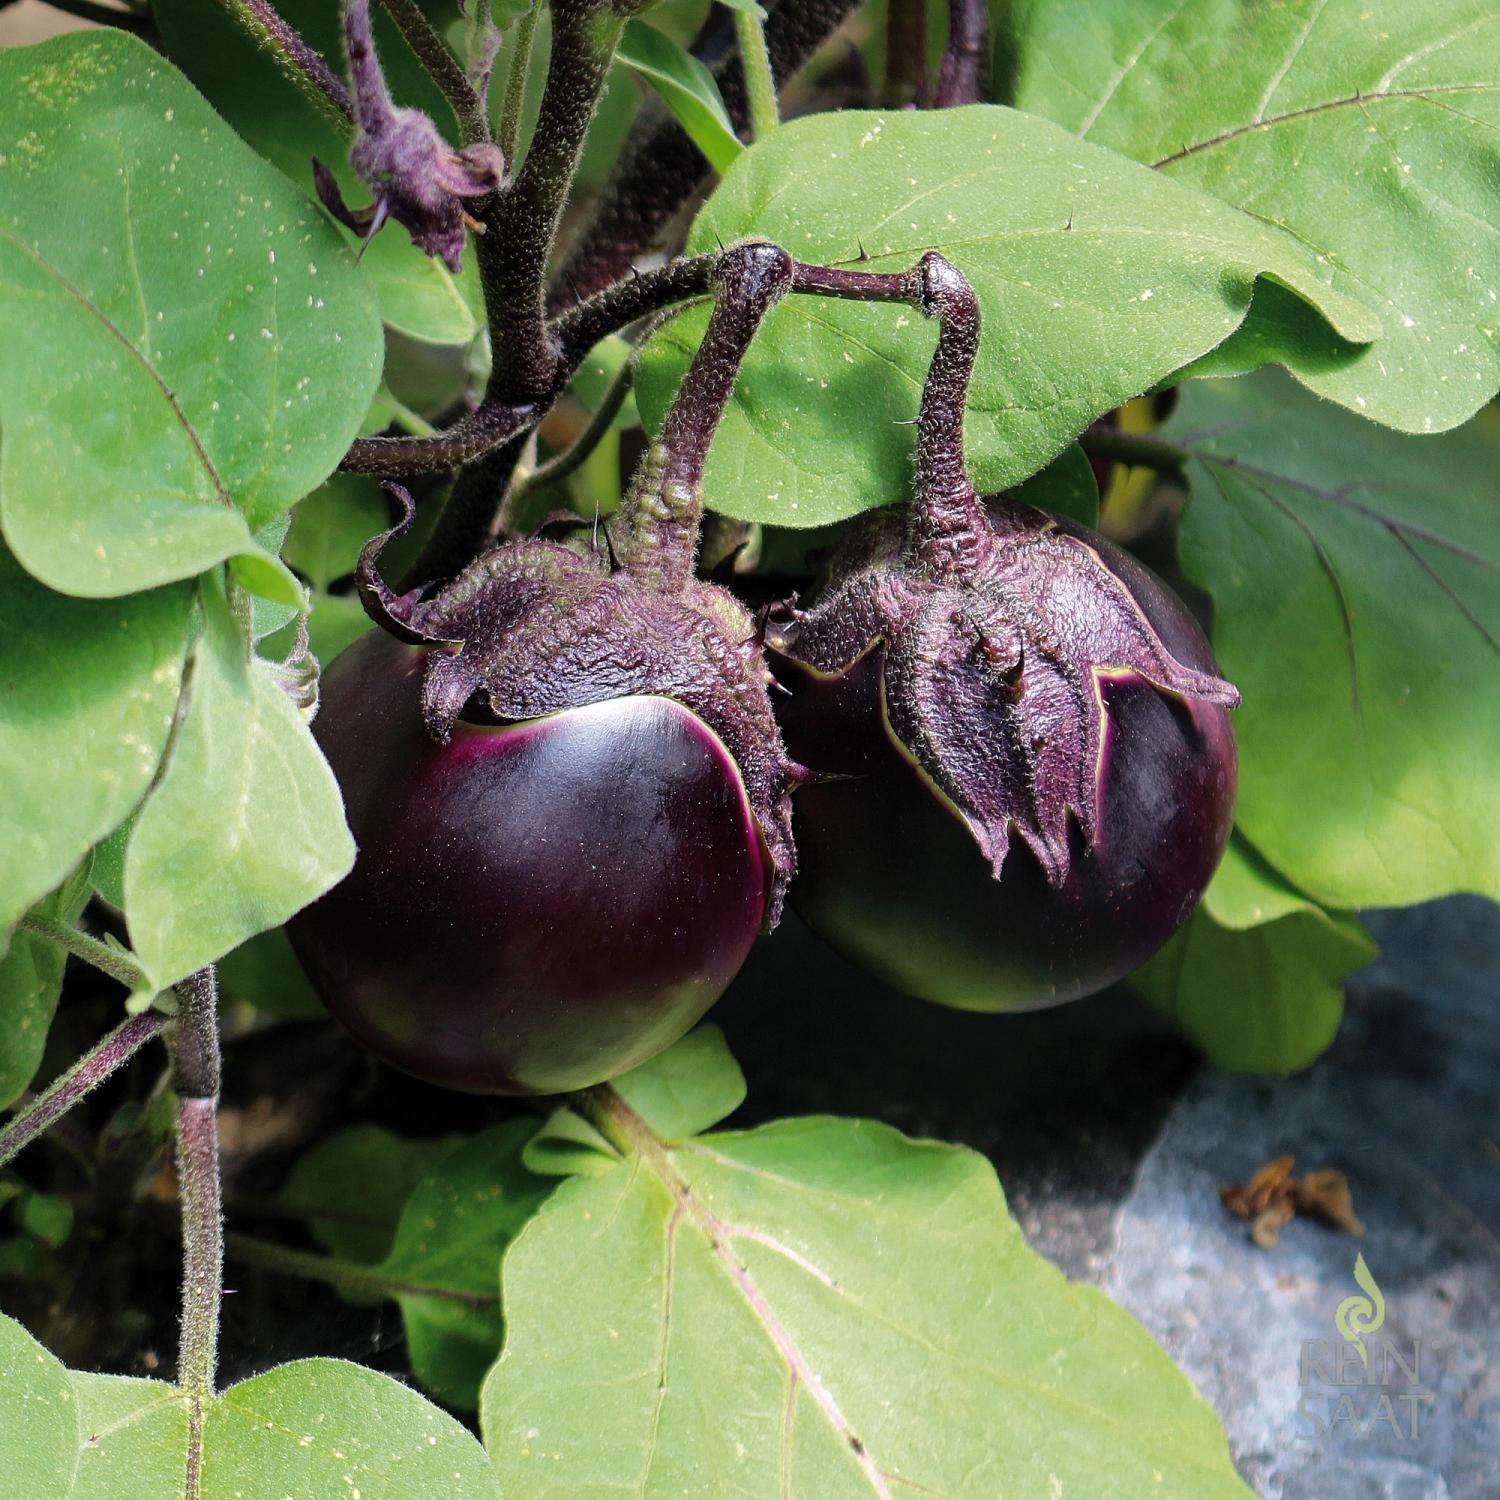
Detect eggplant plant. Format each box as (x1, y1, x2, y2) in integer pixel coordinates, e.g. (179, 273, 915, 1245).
(0, 1, 1495, 1496)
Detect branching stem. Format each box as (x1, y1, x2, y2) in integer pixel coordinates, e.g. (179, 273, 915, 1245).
(0, 1011, 168, 1169)
(18, 913, 151, 992)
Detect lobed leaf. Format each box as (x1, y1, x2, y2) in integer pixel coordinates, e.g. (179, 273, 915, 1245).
(637, 103, 1378, 528)
(483, 1106, 1254, 1498)
(68, 1360, 502, 1499)
(1171, 370, 1500, 907)
(0, 34, 383, 599)
(1006, 0, 1500, 431)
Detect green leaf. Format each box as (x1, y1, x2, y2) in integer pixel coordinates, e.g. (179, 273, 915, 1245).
(377, 1120, 554, 1410)
(217, 927, 325, 1022)
(0, 540, 191, 935)
(611, 1023, 746, 1141)
(617, 21, 745, 174)
(281, 1125, 467, 1271)
(1008, 439, 1099, 525)
(16, 1189, 74, 1248)
(122, 579, 354, 989)
(0, 857, 93, 1107)
(483, 1107, 1253, 1498)
(522, 1107, 620, 1178)
(0, 1314, 76, 1500)
(1133, 837, 1376, 1074)
(0, 34, 383, 598)
(153, 0, 485, 347)
(282, 475, 389, 593)
(69, 1360, 503, 1499)
(1006, 0, 1500, 432)
(637, 105, 1376, 527)
(1170, 369, 1500, 907)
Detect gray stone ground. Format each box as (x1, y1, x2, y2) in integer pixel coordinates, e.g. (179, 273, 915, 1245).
(721, 897, 1500, 1499)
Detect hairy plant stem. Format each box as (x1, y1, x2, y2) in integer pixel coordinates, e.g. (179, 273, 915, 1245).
(1078, 428, 1189, 473)
(17, 913, 151, 992)
(341, 255, 721, 487)
(171, 967, 222, 1500)
(496, 3, 540, 162)
(479, 0, 629, 409)
(377, 0, 488, 145)
(733, 9, 780, 139)
(618, 241, 792, 594)
(402, 0, 633, 574)
(515, 356, 635, 501)
(223, 1230, 497, 1306)
(0, 1012, 168, 1169)
(931, 0, 989, 107)
(791, 254, 985, 577)
(215, 0, 354, 126)
(556, 0, 859, 303)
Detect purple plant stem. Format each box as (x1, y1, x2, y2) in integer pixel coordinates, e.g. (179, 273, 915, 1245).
(0, 1011, 168, 1169)
(221, 0, 354, 124)
(341, 399, 535, 477)
(376, 0, 487, 145)
(790, 254, 985, 575)
(618, 241, 793, 594)
(556, 0, 861, 304)
(931, 0, 989, 107)
(480, 0, 627, 409)
(172, 968, 223, 1500)
(340, 255, 723, 488)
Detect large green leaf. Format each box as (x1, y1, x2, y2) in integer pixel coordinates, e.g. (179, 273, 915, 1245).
(153, 0, 485, 346)
(0, 541, 191, 934)
(482, 1104, 1253, 1498)
(1171, 370, 1500, 907)
(0, 34, 383, 598)
(0, 1314, 76, 1500)
(0, 857, 94, 1108)
(1007, 0, 1500, 431)
(636, 104, 1377, 528)
(68, 1361, 502, 1499)
(121, 579, 354, 989)
(283, 1125, 467, 1272)
(1134, 836, 1376, 1074)
(376, 1120, 554, 1409)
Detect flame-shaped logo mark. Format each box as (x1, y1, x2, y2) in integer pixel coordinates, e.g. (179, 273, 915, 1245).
(1334, 1253, 1386, 1369)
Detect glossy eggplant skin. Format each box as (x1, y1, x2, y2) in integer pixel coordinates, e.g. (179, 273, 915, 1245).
(288, 630, 772, 1095)
(775, 522, 1237, 1012)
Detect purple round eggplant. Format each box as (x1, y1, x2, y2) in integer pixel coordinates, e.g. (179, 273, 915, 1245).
(288, 629, 772, 1095)
(774, 507, 1238, 1012)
